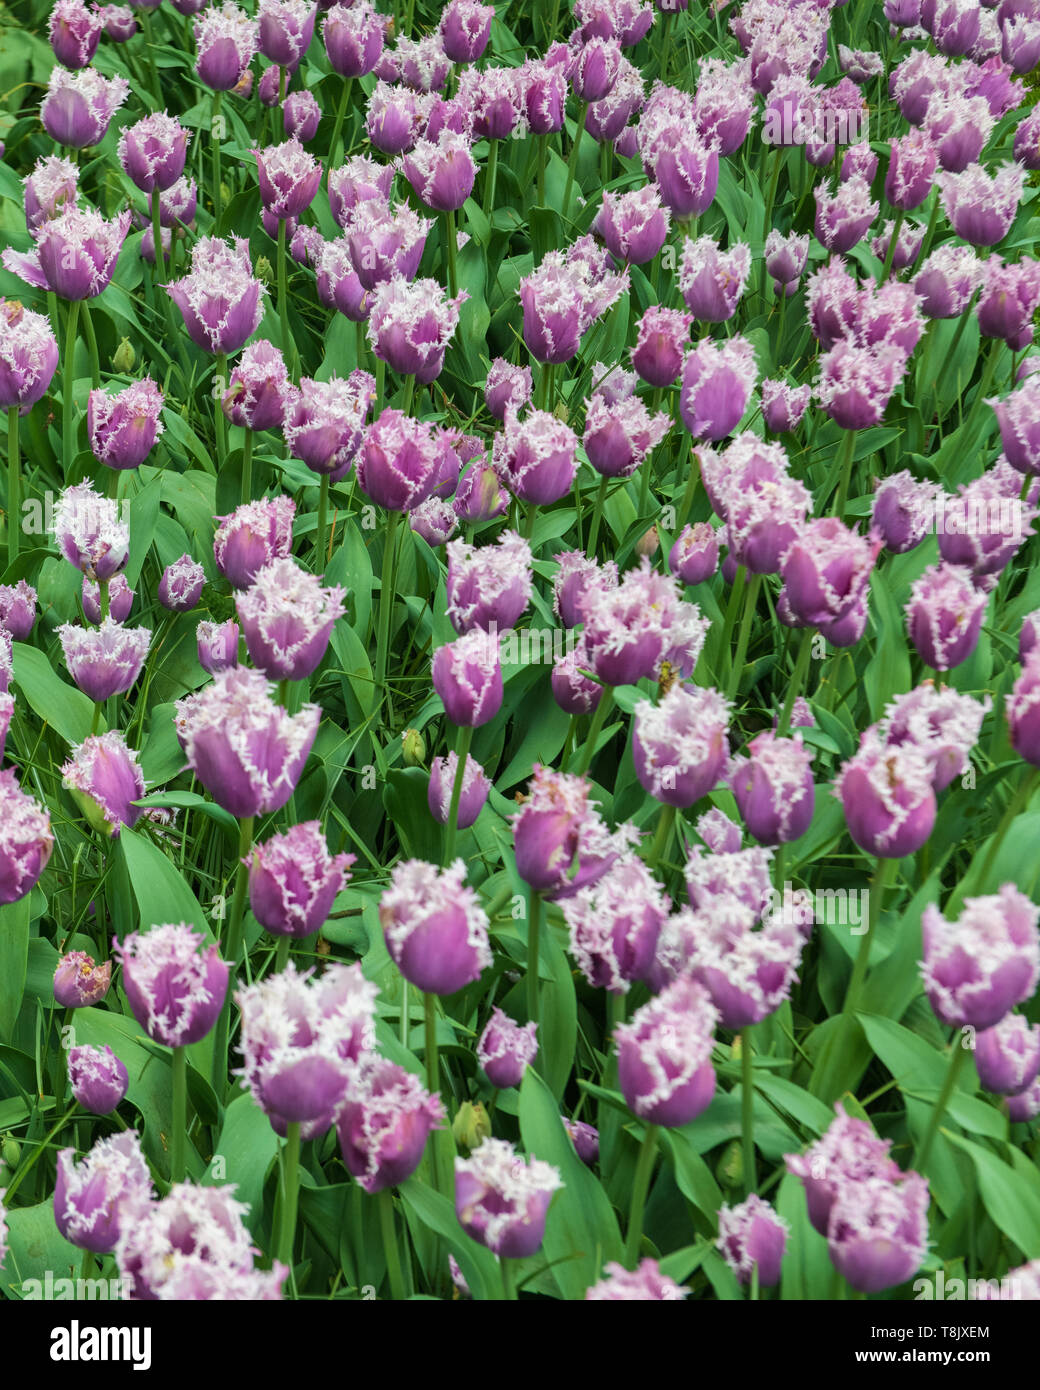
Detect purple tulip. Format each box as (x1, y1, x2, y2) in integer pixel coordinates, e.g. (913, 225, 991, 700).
(992, 375, 1040, 474)
(432, 628, 503, 727)
(814, 175, 878, 254)
(49, 0, 103, 67)
(631, 305, 691, 387)
(583, 557, 709, 685)
(235, 557, 344, 682)
(53, 950, 111, 1008)
(882, 131, 937, 214)
(519, 58, 568, 134)
(445, 530, 532, 635)
(55, 1132, 152, 1254)
(427, 750, 490, 829)
(58, 620, 150, 702)
(115, 923, 229, 1048)
(616, 976, 718, 1126)
(1008, 651, 1040, 765)
(780, 517, 879, 634)
(454, 1138, 561, 1258)
(679, 336, 757, 441)
(23, 154, 78, 231)
(453, 458, 509, 523)
(175, 666, 319, 817)
(712, 435, 811, 575)
(551, 642, 604, 716)
(730, 732, 815, 846)
(4, 205, 131, 301)
(587, 1258, 689, 1300)
(974, 1014, 1040, 1095)
(519, 245, 628, 367)
(80, 569, 130, 622)
(197, 619, 240, 674)
(0, 770, 52, 906)
(564, 1117, 601, 1167)
(380, 857, 491, 995)
(786, 1103, 903, 1237)
(561, 854, 667, 992)
(102, 5, 137, 40)
(718, 1195, 788, 1288)
(118, 113, 189, 195)
(922, 884, 1040, 1032)
(61, 731, 145, 838)
(512, 764, 638, 901)
(284, 370, 375, 480)
(761, 379, 811, 434)
(87, 378, 164, 470)
(938, 162, 1024, 247)
(355, 407, 444, 512)
(323, 1, 385, 78)
(257, 0, 314, 70)
(937, 467, 1035, 584)
(669, 522, 718, 585)
(552, 551, 618, 628)
(880, 683, 989, 792)
(484, 359, 532, 422)
(213, 496, 295, 588)
(158, 176, 198, 230)
(157, 555, 205, 615)
(827, 1172, 929, 1293)
(344, 198, 431, 292)
(365, 79, 435, 155)
(583, 391, 670, 479)
(905, 562, 987, 671)
(1014, 105, 1040, 168)
(248, 821, 353, 938)
(977, 256, 1040, 350)
(283, 90, 321, 142)
(815, 338, 907, 430)
(640, 110, 719, 220)
(764, 230, 809, 297)
(337, 1056, 444, 1191)
(40, 66, 128, 147)
(0, 580, 37, 640)
(836, 728, 937, 858)
(923, 91, 994, 173)
(367, 276, 467, 385)
(678, 236, 751, 322)
(439, 0, 493, 62)
(476, 1008, 539, 1089)
(592, 185, 669, 267)
(584, 56, 644, 141)
(194, 1, 258, 90)
(632, 684, 729, 809)
(692, 55, 754, 154)
(401, 130, 476, 212)
(492, 407, 579, 505)
(0, 299, 58, 413)
(1008, 1079, 1040, 1123)
(165, 235, 266, 355)
(253, 137, 322, 221)
(67, 1044, 129, 1115)
(872, 471, 940, 553)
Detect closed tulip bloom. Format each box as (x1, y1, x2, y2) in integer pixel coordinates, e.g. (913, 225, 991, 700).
(561, 854, 668, 992)
(890, 49, 954, 126)
(519, 58, 568, 134)
(67, 1044, 129, 1115)
(196, 619, 240, 674)
(1008, 1078, 1040, 1123)
(355, 408, 443, 512)
(583, 392, 670, 479)
(923, 91, 994, 174)
(681, 898, 804, 1027)
(513, 764, 639, 901)
(551, 642, 603, 716)
(974, 1014, 1040, 1095)
(764, 230, 809, 297)
(103, 6, 137, 41)
(815, 339, 907, 430)
(841, 141, 878, 183)
(1021, 609, 1040, 663)
(730, 732, 815, 846)
(158, 176, 198, 230)
(0, 770, 53, 905)
(166, 235, 266, 355)
(440, 0, 493, 62)
(552, 551, 617, 628)
(115, 923, 228, 1048)
(477, 1009, 539, 1089)
(87, 378, 164, 470)
(679, 336, 757, 441)
(366, 276, 467, 385)
(1007, 650, 1040, 765)
(337, 1056, 444, 1192)
(716, 437, 811, 575)
(492, 408, 579, 506)
(814, 176, 878, 254)
(977, 256, 1040, 350)
(284, 370, 375, 481)
(53, 950, 111, 1009)
(346, 199, 432, 291)
(315, 238, 371, 320)
(992, 375, 1040, 475)
(455, 1138, 562, 1258)
(452, 459, 509, 523)
(938, 163, 1025, 247)
(879, 683, 989, 792)
(118, 113, 189, 194)
(249, 822, 353, 939)
(836, 728, 937, 858)
(827, 1172, 929, 1293)
(669, 522, 718, 585)
(432, 628, 503, 727)
(692, 55, 753, 153)
(401, 131, 476, 212)
(82, 573, 132, 624)
(678, 237, 751, 323)
(55, 1131, 152, 1254)
(481, 362, 530, 426)
(59, 620, 150, 702)
(937, 470, 1035, 585)
(592, 185, 670, 267)
(519, 244, 628, 366)
(175, 666, 319, 817)
(0, 300, 58, 413)
(780, 517, 879, 633)
(445, 530, 532, 635)
(62, 731, 145, 838)
(718, 1195, 788, 1288)
(23, 154, 78, 232)
(236, 558, 344, 682)
(257, 0, 314, 69)
(922, 885, 1040, 1031)
(253, 138, 322, 222)
(281, 90, 320, 142)
(40, 66, 129, 147)
(872, 470, 940, 552)
(158, 555, 205, 615)
(323, 1, 384, 78)
(785, 1103, 902, 1236)
(616, 975, 718, 1126)
(630, 305, 691, 387)
(582, 557, 710, 685)
(913, 245, 982, 319)
(871, 219, 925, 274)
(4, 205, 131, 302)
(49, 0, 103, 67)
(1014, 105, 1040, 169)
(213, 496, 295, 588)
(222, 341, 290, 432)
(905, 562, 987, 671)
(586, 1258, 689, 1300)
(194, 1, 258, 90)
(572, 34, 622, 101)
(642, 122, 719, 222)
(427, 750, 490, 829)
(328, 157, 395, 229)
(0, 580, 35, 641)
(806, 258, 862, 348)
(365, 80, 435, 155)
(762, 379, 811, 434)
(632, 685, 729, 809)
(380, 857, 491, 995)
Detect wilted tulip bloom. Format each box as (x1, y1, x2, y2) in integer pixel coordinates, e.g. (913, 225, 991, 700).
(921, 884, 1040, 1031)
(87, 378, 164, 471)
(678, 237, 751, 323)
(213, 496, 295, 589)
(115, 923, 228, 1048)
(253, 138, 322, 222)
(59, 620, 150, 702)
(40, 66, 129, 147)
(427, 751, 490, 830)
(165, 236, 266, 355)
(117, 1183, 287, 1300)
(592, 185, 669, 267)
(669, 523, 718, 586)
(445, 530, 532, 635)
(55, 1131, 152, 1254)
(785, 1103, 902, 1236)
(0, 580, 36, 641)
(632, 685, 729, 809)
(49, 0, 103, 67)
(492, 408, 579, 506)
(513, 764, 639, 901)
(905, 562, 987, 671)
(118, 113, 189, 195)
(717, 1195, 788, 1287)
(679, 336, 757, 441)
(284, 371, 375, 480)
(0, 300, 58, 413)
(62, 731, 145, 838)
(764, 230, 809, 297)
(616, 975, 718, 1125)
(815, 339, 907, 430)
(0, 769, 53, 905)
(54, 950, 111, 1008)
(879, 682, 989, 792)
(561, 854, 667, 992)
(762, 379, 811, 434)
(194, 1, 258, 90)
(4, 205, 131, 302)
(827, 1172, 929, 1293)
(730, 732, 815, 846)
(814, 176, 879, 254)
(355, 408, 443, 513)
(323, 1, 384, 78)
(913, 245, 982, 319)
(630, 305, 691, 388)
(249, 822, 352, 939)
(365, 80, 435, 155)
(175, 667, 319, 817)
(23, 154, 78, 231)
(586, 1258, 689, 1300)
(336, 1056, 444, 1192)
(67, 1044, 128, 1115)
(477, 1008, 539, 1089)
(583, 558, 710, 685)
(836, 728, 937, 858)
(432, 628, 503, 728)
(367, 277, 467, 385)
(455, 1138, 562, 1258)
(196, 620, 240, 674)
(974, 1014, 1040, 1095)
(380, 858, 492, 995)
(977, 256, 1040, 350)
(938, 162, 1025, 247)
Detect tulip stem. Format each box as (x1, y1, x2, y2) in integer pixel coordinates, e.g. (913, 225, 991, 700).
(562, 103, 588, 215)
(151, 188, 165, 276)
(62, 298, 80, 478)
(500, 1256, 517, 1301)
(375, 508, 401, 723)
(646, 803, 676, 872)
(213, 815, 254, 1096)
(242, 428, 254, 507)
(315, 474, 330, 572)
(7, 405, 18, 571)
(443, 724, 473, 867)
(522, 501, 537, 542)
(99, 576, 110, 622)
(879, 206, 905, 284)
(276, 1121, 301, 1272)
(443, 208, 458, 301)
(915, 1039, 968, 1174)
(586, 475, 609, 555)
(625, 1123, 659, 1267)
(211, 90, 224, 226)
(948, 768, 1040, 916)
(726, 572, 761, 704)
(526, 891, 542, 1046)
(831, 428, 857, 520)
(378, 1190, 408, 1300)
(327, 79, 352, 180)
(277, 218, 296, 381)
(274, 936, 290, 973)
(741, 1027, 755, 1196)
(214, 353, 227, 465)
(482, 139, 499, 222)
(843, 855, 895, 1014)
(577, 685, 614, 777)
(424, 990, 439, 1098)
(777, 629, 813, 737)
(536, 133, 548, 206)
(170, 1045, 187, 1184)
(80, 301, 100, 391)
